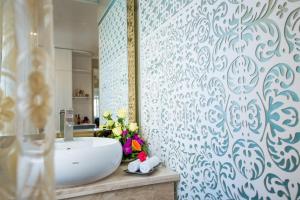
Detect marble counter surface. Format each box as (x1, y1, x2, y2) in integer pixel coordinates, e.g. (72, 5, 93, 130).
(56, 164, 180, 200)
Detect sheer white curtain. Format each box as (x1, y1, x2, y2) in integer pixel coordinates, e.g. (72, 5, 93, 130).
(0, 0, 55, 199)
(0, 0, 18, 199)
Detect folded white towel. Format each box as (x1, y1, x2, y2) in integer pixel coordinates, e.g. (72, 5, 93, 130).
(128, 159, 141, 172)
(139, 156, 160, 173)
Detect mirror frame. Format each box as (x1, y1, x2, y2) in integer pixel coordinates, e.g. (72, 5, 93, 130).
(127, 0, 137, 122)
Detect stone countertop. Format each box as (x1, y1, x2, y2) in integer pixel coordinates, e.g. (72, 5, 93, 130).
(56, 164, 180, 200)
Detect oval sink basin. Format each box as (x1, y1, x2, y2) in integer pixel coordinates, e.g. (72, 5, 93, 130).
(55, 137, 122, 187)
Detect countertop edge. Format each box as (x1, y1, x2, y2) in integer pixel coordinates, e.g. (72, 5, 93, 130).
(56, 166, 180, 199)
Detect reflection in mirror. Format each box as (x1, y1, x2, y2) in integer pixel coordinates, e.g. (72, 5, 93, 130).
(53, 0, 110, 135)
(92, 58, 100, 121)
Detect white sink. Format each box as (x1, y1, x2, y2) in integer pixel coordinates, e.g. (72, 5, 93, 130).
(55, 137, 122, 187)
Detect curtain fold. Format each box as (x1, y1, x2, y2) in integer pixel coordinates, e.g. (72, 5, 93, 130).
(0, 0, 18, 199)
(0, 0, 55, 199)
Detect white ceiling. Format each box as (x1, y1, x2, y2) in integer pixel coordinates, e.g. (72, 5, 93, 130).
(53, 0, 110, 56)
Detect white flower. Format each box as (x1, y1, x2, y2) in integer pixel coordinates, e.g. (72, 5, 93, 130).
(107, 120, 114, 127)
(112, 126, 122, 136)
(115, 122, 121, 128)
(117, 108, 127, 119)
(103, 111, 111, 119)
(129, 122, 138, 132)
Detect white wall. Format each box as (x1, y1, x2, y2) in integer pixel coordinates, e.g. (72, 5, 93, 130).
(53, 0, 99, 55)
(54, 48, 72, 131)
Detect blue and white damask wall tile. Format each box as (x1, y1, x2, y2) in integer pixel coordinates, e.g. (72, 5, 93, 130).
(99, 0, 128, 121)
(138, 0, 300, 199)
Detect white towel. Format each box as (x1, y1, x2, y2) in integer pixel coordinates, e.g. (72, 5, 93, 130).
(128, 159, 141, 172)
(139, 156, 160, 173)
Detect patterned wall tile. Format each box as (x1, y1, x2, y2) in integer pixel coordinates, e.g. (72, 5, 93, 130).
(139, 0, 193, 38)
(99, 0, 128, 122)
(139, 0, 300, 199)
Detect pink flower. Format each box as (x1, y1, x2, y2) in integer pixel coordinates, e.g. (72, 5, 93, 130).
(123, 138, 132, 155)
(122, 130, 129, 136)
(133, 134, 144, 145)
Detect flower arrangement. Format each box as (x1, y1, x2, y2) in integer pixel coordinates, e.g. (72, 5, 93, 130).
(97, 108, 148, 161)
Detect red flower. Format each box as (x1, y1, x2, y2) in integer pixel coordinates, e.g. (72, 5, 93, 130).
(137, 151, 147, 162)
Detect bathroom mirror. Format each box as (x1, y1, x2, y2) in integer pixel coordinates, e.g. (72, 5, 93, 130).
(53, 0, 137, 132)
